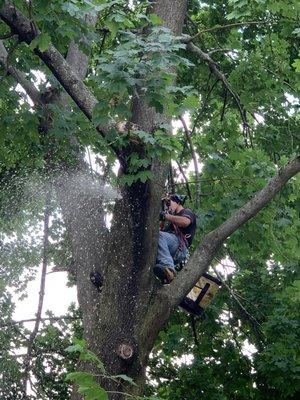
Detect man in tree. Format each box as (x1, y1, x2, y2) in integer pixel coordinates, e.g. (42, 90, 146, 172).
(154, 194, 196, 284)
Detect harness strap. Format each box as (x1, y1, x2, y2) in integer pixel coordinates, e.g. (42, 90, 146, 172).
(172, 223, 188, 250)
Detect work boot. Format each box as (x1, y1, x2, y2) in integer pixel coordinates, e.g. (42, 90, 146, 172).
(153, 266, 175, 284)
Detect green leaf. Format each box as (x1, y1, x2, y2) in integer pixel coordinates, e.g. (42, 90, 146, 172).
(78, 387, 109, 400)
(30, 32, 51, 52)
(113, 374, 137, 386)
(182, 95, 199, 110)
(292, 58, 300, 72)
(133, 130, 156, 145)
(79, 351, 106, 373)
(149, 13, 163, 25)
(137, 170, 152, 183)
(65, 372, 96, 386)
(65, 343, 83, 353)
(65, 338, 86, 353)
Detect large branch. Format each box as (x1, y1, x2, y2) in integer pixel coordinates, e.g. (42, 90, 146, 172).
(161, 156, 300, 309)
(0, 2, 99, 125)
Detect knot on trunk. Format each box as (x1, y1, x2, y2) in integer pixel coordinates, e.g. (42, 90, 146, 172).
(116, 343, 134, 361)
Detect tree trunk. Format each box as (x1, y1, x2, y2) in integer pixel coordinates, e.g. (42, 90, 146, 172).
(58, 2, 188, 398)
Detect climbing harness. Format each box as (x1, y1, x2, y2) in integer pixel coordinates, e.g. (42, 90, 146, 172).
(160, 193, 190, 254)
(172, 221, 189, 252)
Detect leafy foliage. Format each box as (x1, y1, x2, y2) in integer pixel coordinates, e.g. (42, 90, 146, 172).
(0, 0, 299, 399)
(65, 340, 160, 400)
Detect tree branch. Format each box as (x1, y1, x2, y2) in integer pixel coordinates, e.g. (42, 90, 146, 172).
(185, 40, 249, 129)
(179, 115, 201, 207)
(211, 265, 263, 330)
(188, 20, 268, 41)
(174, 160, 192, 200)
(0, 2, 99, 118)
(190, 77, 220, 137)
(160, 156, 300, 310)
(0, 39, 41, 104)
(0, 315, 79, 328)
(22, 186, 51, 395)
(0, 2, 129, 164)
(167, 163, 176, 193)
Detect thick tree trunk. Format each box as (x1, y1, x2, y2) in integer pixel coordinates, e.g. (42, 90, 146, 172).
(61, 2, 188, 399)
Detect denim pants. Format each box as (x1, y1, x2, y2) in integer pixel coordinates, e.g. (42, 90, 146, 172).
(156, 231, 188, 271)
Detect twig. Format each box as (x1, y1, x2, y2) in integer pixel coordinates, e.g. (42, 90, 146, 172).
(98, 28, 109, 55)
(188, 20, 269, 41)
(171, 176, 267, 185)
(220, 86, 228, 122)
(107, 391, 135, 398)
(22, 186, 52, 395)
(0, 30, 15, 40)
(0, 315, 79, 328)
(0, 40, 41, 105)
(216, 256, 267, 318)
(211, 265, 264, 332)
(168, 163, 176, 194)
(263, 65, 295, 92)
(179, 76, 218, 164)
(208, 48, 238, 56)
(186, 41, 249, 130)
(179, 115, 201, 207)
(175, 160, 192, 200)
(190, 78, 220, 137)
(28, 375, 39, 397)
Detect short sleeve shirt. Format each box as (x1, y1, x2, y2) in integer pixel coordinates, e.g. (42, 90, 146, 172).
(169, 208, 197, 247)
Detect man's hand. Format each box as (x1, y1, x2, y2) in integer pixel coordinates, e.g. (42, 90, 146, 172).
(159, 211, 167, 221)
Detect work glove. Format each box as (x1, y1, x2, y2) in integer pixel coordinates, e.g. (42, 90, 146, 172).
(159, 211, 167, 221)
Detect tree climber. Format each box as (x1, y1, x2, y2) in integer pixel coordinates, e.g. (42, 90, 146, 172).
(154, 194, 196, 284)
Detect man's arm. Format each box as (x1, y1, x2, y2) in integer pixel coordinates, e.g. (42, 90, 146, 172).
(164, 213, 191, 228)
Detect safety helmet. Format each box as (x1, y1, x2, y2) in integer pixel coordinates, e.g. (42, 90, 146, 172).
(170, 194, 187, 205)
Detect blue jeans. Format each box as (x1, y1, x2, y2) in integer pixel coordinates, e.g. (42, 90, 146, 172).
(156, 231, 188, 272)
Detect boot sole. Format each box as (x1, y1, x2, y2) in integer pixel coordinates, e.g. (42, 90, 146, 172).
(153, 266, 175, 284)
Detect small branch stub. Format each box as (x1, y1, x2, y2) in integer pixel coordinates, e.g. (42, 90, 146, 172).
(116, 343, 134, 361)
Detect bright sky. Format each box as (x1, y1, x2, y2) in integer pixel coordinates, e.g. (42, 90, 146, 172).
(13, 271, 77, 321)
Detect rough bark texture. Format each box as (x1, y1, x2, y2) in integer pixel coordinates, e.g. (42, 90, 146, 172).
(63, 3, 190, 398)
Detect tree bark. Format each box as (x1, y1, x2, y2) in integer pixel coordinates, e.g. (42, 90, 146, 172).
(66, 3, 189, 399)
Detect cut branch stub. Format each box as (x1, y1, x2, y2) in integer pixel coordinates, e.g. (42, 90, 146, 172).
(116, 343, 134, 361)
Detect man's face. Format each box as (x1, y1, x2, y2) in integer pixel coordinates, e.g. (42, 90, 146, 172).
(169, 199, 178, 212)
